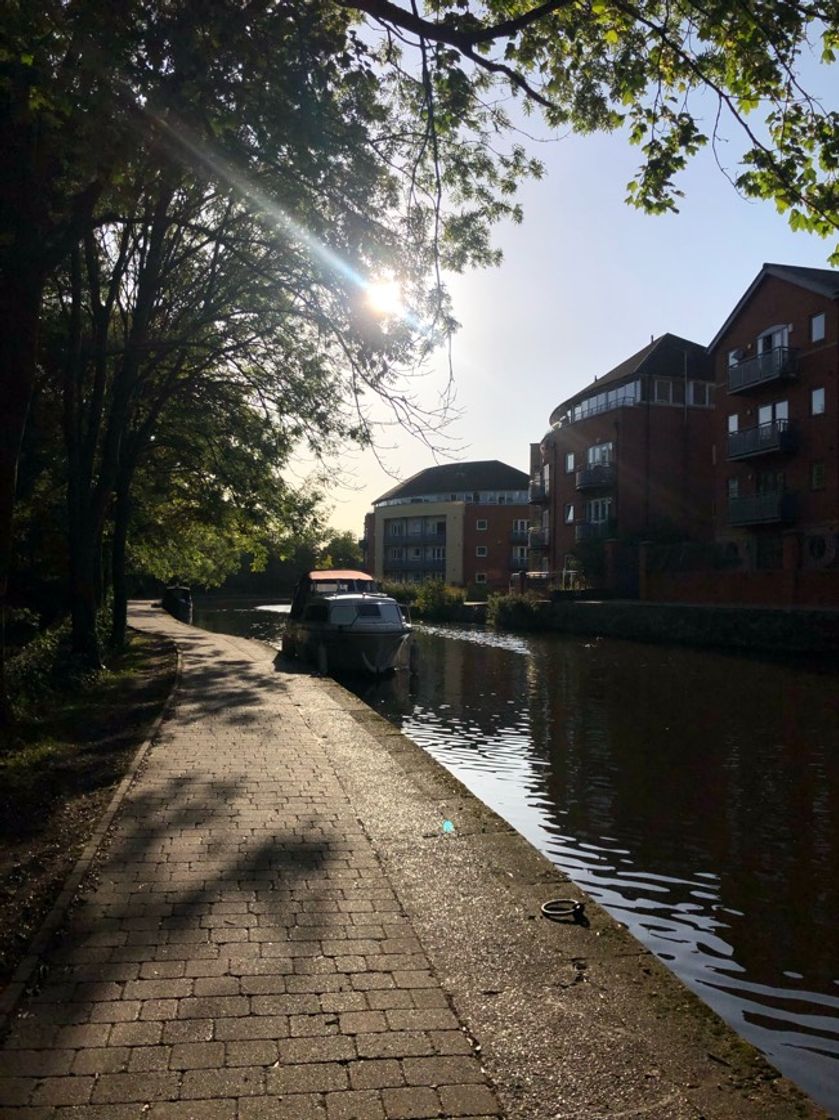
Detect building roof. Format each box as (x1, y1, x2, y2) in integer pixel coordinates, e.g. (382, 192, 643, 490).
(373, 460, 529, 505)
(549, 333, 709, 426)
(708, 262, 839, 352)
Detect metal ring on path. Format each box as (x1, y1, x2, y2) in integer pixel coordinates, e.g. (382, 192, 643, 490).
(541, 898, 586, 922)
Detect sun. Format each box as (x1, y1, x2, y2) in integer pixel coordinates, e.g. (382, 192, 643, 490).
(365, 277, 404, 318)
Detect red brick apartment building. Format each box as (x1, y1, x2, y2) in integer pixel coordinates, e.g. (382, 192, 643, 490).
(529, 333, 716, 585)
(364, 461, 530, 591)
(701, 263, 839, 601)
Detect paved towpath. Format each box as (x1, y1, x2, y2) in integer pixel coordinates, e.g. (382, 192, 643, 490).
(0, 604, 828, 1119)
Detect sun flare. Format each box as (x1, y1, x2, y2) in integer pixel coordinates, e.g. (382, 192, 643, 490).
(365, 277, 404, 317)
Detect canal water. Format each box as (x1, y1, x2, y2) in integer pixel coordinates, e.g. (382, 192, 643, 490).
(193, 599, 839, 1114)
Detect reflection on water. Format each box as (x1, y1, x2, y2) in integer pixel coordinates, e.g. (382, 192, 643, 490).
(353, 625, 839, 1116)
(193, 603, 839, 1114)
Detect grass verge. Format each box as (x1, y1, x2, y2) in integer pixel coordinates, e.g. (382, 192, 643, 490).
(0, 631, 176, 989)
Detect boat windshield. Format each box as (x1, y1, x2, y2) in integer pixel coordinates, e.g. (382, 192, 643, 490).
(328, 601, 404, 626)
(312, 578, 378, 595)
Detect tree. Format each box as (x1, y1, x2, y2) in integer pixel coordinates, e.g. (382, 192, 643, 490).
(4, 0, 839, 724)
(321, 531, 364, 570)
(343, 1, 839, 250)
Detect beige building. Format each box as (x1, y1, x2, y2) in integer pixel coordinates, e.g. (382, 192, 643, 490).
(363, 461, 530, 590)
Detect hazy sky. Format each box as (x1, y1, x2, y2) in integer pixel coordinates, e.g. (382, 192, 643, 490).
(305, 100, 837, 536)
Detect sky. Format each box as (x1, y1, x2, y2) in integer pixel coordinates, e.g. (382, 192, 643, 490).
(301, 90, 838, 537)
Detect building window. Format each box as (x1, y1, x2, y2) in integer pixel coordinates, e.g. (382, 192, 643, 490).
(756, 469, 785, 495)
(757, 399, 788, 426)
(811, 312, 826, 342)
(811, 387, 825, 415)
(811, 461, 826, 490)
(727, 478, 739, 500)
(564, 503, 574, 524)
(476, 518, 487, 530)
(513, 518, 528, 533)
(727, 413, 739, 434)
(565, 452, 575, 473)
(586, 497, 612, 523)
(587, 441, 613, 466)
(474, 572, 487, 584)
(757, 324, 789, 354)
(689, 381, 713, 407)
(476, 545, 488, 557)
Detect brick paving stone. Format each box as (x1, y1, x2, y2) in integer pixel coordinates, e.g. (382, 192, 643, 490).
(238, 1093, 325, 1119)
(268, 1061, 349, 1094)
(147, 1103, 236, 1119)
(403, 1056, 484, 1085)
(0, 1107, 56, 1120)
(70, 1046, 130, 1074)
(428, 1031, 473, 1055)
(339, 1012, 387, 1035)
(0, 613, 504, 1120)
(180, 1067, 264, 1098)
(279, 1036, 356, 1064)
(0, 1078, 37, 1106)
(90, 1071, 180, 1104)
(160, 1020, 213, 1045)
(107, 1021, 163, 1047)
(380, 1085, 440, 1119)
(127, 1045, 172, 1072)
(325, 1088, 386, 1120)
(31, 1076, 95, 1107)
(437, 1084, 502, 1116)
(224, 1039, 278, 1066)
(212, 1015, 288, 1042)
(169, 1041, 225, 1069)
(355, 1033, 433, 1061)
(348, 1059, 404, 1091)
(0, 1050, 74, 1077)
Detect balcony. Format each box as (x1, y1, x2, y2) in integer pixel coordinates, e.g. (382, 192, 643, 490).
(529, 478, 549, 504)
(727, 493, 797, 526)
(575, 463, 616, 491)
(511, 529, 529, 543)
(384, 557, 445, 572)
(528, 526, 549, 550)
(728, 347, 798, 393)
(574, 521, 613, 542)
(727, 419, 796, 460)
(510, 554, 529, 571)
(385, 531, 446, 545)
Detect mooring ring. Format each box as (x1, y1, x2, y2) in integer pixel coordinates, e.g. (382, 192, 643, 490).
(541, 898, 585, 922)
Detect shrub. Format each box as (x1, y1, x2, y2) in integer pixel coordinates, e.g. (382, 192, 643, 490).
(4, 607, 113, 721)
(412, 580, 466, 621)
(486, 592, 549, 631)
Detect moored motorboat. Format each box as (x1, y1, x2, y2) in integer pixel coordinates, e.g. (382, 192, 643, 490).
(282, 569, 411, 676)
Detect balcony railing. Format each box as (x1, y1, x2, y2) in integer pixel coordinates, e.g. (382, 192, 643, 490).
(529, 478, 549, 503)
(528, 526, 549, 550)
(575, 463, 616, 491)
(727, 419, 796, 460)
(574, 521, 613, 542)
(727, 493, 796, 526)
(385, 531, 446, 545)
(728, 347, 798, 393)
(384, 558, 445, 571)
(510, 555, 529, 571)
(511, 529, 529, 543)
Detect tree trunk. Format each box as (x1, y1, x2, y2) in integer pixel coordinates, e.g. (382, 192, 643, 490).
(0, 269, 44, 728)
(111, 466, 131, 649)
